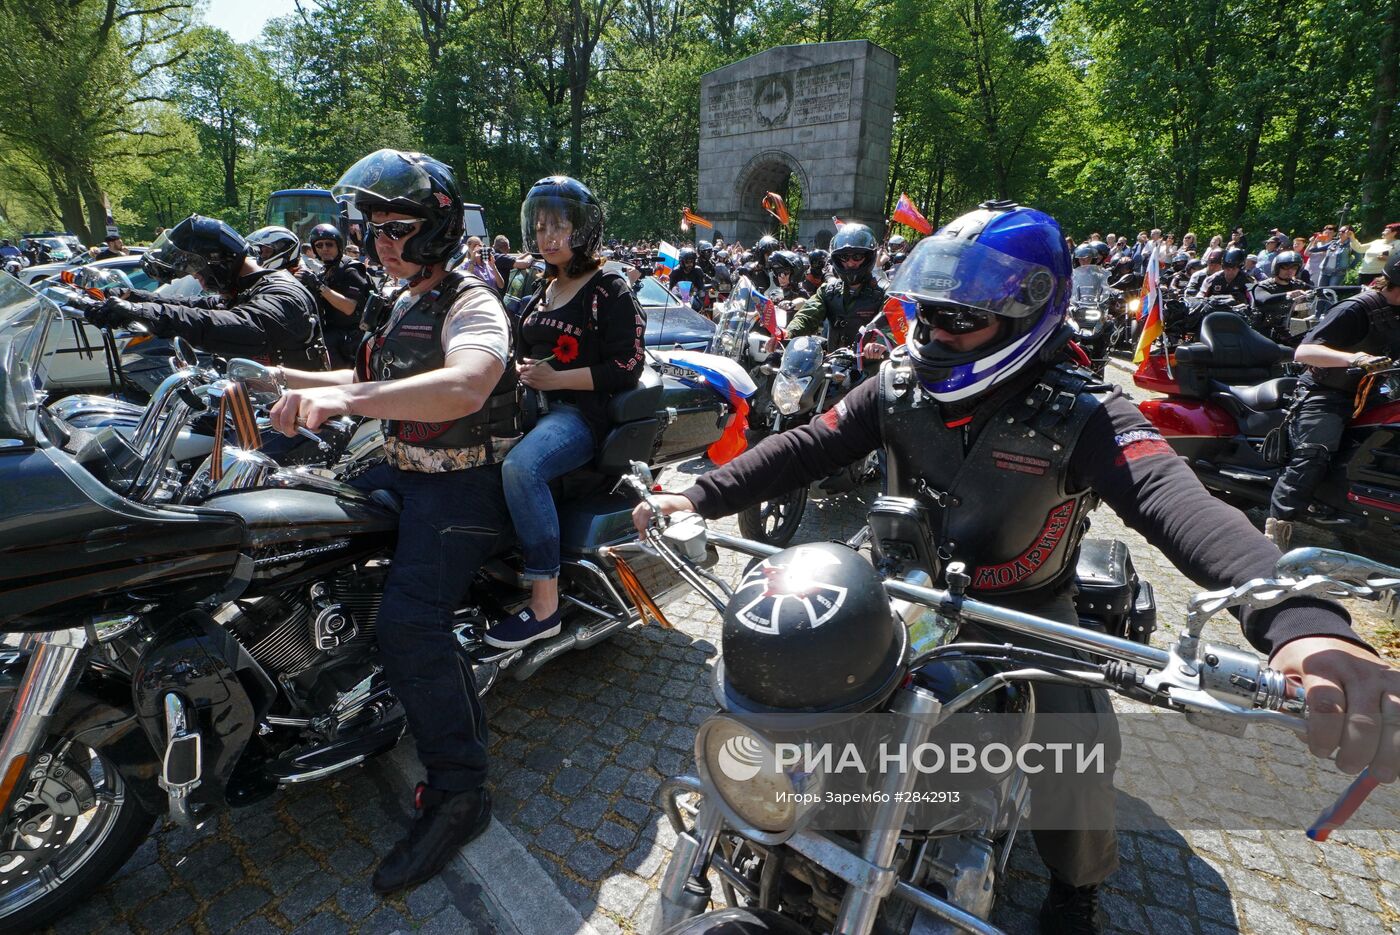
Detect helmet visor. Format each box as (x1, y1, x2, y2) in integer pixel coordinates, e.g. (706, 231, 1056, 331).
(144, 229, 211, 281)
(520, 194, 603, 255)
(332, 149, 438, 216)
(890, 237, 1055, 320)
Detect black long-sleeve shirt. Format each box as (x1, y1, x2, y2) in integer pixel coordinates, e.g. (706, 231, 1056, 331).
(682, 372, 1366, 657)
(125, 269, 325, 368)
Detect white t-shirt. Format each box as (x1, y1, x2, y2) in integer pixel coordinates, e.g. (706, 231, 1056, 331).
(1359, 238, 1394, 275)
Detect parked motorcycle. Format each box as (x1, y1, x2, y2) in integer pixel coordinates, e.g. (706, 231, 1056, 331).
(0, 275, 745, 931)
(1067, 268, 1127, 377)
(737, 329, 882, 547)
(627, 491, 1383, 935)
(1133, 311, 1400, 556)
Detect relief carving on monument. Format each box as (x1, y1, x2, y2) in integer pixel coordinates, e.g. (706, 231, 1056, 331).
(702, 61, 854, 138)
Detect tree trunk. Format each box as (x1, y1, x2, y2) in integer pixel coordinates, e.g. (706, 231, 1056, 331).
(570, 78, 585, 177)
(1280, 106, 1307, 204)
(1361, 0, 1399, 229)
(223, 140, 239, 208)
(1233, 104, 1266, 226)
(79, 170, 109, 246)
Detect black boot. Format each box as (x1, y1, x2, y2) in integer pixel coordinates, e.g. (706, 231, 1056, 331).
(372, 783, 492, 895)
(1039, 876, 1107, 935)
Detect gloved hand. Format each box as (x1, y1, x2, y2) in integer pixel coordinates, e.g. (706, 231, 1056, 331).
(85, 296, 139, 329)
(1357, 354, 1393, 373)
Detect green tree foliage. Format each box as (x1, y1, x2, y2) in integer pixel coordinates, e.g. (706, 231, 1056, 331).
(0, 0, 1394, 246)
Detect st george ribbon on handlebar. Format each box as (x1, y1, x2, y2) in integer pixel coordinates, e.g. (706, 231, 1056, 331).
(707, 530, 1168, 670)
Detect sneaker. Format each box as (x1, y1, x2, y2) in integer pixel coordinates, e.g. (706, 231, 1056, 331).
(1039, 877, 1106, 935)
(371, 784, 491, 895)
(483, 607, 561, 649)
(1264, 517, 1293, 551)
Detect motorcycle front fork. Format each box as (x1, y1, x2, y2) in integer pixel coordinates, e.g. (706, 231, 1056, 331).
(0, 627, 90, 815)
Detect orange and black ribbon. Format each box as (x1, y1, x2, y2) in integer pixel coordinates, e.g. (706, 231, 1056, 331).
(607, 550, 674, 629)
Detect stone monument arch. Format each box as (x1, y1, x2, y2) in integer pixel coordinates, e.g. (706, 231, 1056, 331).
(697, 40, 897, 247)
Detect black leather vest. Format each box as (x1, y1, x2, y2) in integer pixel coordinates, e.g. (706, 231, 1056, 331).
(359, 272, 519, 449)
(1307, 290, 1400, 392)
(817, 280, 887, 348)
(877, 353, 1103, 596)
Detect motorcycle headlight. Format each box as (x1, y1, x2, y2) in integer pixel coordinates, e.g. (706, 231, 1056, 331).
(1080, 308, 1102, 322)
(772, 374, 810, 415)
(696, 715, 820, 839)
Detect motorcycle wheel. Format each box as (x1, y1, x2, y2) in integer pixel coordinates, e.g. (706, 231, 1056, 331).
(737, 486, 808, 548)
(0, 740, 155, 933)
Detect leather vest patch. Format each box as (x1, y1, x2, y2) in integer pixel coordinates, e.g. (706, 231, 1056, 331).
(971, 499, 1076, 590)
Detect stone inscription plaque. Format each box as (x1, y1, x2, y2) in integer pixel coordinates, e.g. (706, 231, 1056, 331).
(703, 60, 853, 138)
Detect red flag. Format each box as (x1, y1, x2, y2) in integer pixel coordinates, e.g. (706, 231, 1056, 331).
(882, 294, 915, 345)
(759, 296, 785, 339)
(707, 390, 750, 465)
(892, 193, 933, 235)
(762, 192, 790, 226)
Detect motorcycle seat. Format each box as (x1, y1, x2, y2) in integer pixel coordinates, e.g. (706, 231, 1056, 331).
(1197, 312, 1291, 369)
(1221, 377, 1298, 412)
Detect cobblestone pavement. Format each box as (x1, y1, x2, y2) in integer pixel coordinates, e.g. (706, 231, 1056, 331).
(61, 356, 1400, 935)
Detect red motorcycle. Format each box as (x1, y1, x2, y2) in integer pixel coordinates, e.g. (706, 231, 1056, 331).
(1133, 311, 1400, 554)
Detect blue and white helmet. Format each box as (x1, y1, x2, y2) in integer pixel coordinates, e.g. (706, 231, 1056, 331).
(891, 201, 1071, 403)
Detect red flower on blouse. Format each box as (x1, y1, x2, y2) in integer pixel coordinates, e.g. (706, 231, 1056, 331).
(552, 334, 580, 364)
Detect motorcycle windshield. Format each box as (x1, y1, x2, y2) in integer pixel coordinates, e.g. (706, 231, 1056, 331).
(780, 334, 823, 377)
(0, 275, 56, 444)
(73, 266, 134, 295)
(708, 276, 759, 358)
(1071, 266, 1108, 303)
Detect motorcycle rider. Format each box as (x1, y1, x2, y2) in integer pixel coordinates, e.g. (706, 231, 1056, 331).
(766, 249, 806, 306)
(748, 234, 780, 290)
(246, 225, 302, 273)
(1266, 253, 1400, 549)
(783, 223, 890, 363)
(303, 222, 371, 367)
(269, 149, 517, 894)
(880, 233, 909, 270)
(93, 234, 128, 260)
(672, 246, 708, 306)
(804, 248, 829, 293)
(1197, 247, 1251, 302)
(1185, 247, 1224, 295)
(1071, 243, 1109, 302)
(637, 202, 1400, 935)
(82, 215, 329, 370)
(1252, 250, 1309, 301)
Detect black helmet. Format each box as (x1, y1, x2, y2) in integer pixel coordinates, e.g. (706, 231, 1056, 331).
(808, 248, 829, 278)
(1170, 251, 1190, 272)
(143, 215, 249, 292)
(829, 223, 878, 285)
(697, 240, 714, 257)
(246, 225, 300, 271)
(1383, 251, 1400, 287)
(1204, 247, 1225, 266)
(741, 251, 756, 265)
(1273, 250, 1302, 271)
(1093, 241, 1111, 262)
(888, 234, 907, 249)
(1073, 243, 1097, 262)
(307, 222, 344, 254)
(520, 176, 604, 264)
(1222, 247, 1246, 268)
(679, 246, 698, 266)
(717, 543, 907, 715)
(767, 250, 801, 277)
(754, 235, 780, 257)
(333, 149, 464, 266)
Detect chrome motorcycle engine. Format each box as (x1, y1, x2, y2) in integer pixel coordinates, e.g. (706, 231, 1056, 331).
(228, 565, 386, 676)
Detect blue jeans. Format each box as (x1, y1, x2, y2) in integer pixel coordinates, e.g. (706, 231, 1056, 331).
(350, 462, 508, 792)
(501, 405, 596, 580)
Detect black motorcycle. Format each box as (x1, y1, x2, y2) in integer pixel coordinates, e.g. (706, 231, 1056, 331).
(738, 331, 882, 547)
(0, 275, 734, 931)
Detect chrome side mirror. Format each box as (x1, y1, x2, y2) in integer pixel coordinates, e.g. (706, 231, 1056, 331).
(226, 357, 284, 405)
(172, 337, 196, 371)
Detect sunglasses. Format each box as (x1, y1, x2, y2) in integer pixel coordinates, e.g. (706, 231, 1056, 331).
(366, 220, 422, 241)
(919, 305, 992, 335)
